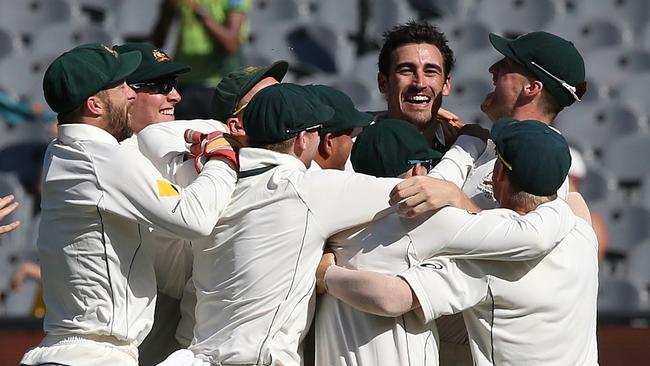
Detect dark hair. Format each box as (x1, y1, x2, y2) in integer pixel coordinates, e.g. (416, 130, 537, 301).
(378, 20, 455, 78)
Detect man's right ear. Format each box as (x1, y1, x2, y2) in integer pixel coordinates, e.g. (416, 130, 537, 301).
(86, 95, 104, 116)
(226, 117, 246, 136)
(378, 72, 387, 94)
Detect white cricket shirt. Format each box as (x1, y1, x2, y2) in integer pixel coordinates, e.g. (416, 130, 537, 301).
(401, 219, 599, 366)
(316, 197, 577, 366)
(35, 124, 235, 356)
(188, 147, 402, 365)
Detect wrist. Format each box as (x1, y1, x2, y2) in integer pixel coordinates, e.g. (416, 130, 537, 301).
(317, 262, 335, 294)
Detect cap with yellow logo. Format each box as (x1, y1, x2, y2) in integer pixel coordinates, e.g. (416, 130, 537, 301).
(113, 42, 191, 84)
(43, 43, 142, 114)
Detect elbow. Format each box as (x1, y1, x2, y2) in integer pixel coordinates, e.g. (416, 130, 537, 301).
(183, 218, 217, 239)
(371, 297, 410, 317)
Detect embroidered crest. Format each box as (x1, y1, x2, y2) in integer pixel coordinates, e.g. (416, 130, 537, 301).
(152, 49, 170, 63)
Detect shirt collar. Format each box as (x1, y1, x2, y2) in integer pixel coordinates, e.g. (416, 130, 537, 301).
(57, 124, 120, 145)
(239, 147, 307, 172)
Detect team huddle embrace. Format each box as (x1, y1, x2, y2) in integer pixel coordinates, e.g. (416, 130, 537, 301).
(20, 20, 598, 366)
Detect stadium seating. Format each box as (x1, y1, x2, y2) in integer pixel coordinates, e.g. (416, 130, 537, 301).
(603, 134, 650, 185)
(627, 241, 650, 310)
(585, 47, 650, 89)
(592, 202, 650, 261)
(573, 0, 650, 36)
(0, 26, 18, 62)
(435, 17, 493, 55)
(0, 0, 73, 38)
(598, 276, 640, 313)
(544, 15, 634, 53)
(475, 0, 558, 37)
(554, 102, 643, 164)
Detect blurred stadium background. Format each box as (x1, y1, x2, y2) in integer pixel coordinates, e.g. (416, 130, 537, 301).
(0, 0, 649, 364)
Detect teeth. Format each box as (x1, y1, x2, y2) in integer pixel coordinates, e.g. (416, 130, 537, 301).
(406, 95, 431, 103)
(161, 109, 174, 116)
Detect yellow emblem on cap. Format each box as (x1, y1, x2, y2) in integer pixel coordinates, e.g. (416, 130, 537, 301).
(152, 49, 170, 63)
(157, 179, 179, 197)
(244, 66, 258, 74)
(102, 44, 118, 58)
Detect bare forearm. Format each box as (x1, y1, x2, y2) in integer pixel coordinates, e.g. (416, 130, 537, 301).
(195, 11, 245, 55)
(324, 265, 418, 317)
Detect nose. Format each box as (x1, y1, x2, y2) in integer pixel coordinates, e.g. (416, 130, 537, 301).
(125, 83, 137, 100)
(168, 87, 182, 104)
(411, 69, 425, 88)
(488, 61, 498, 75)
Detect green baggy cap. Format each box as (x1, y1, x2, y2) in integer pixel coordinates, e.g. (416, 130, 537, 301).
(491, 117, 571, 196)
(351, 119, 443, 178)
(43, 43, 141, 114)
(303, 84, 373, 135)
(113, 42, 190, 83)
(212, 60, 289, 121)
(243, 83, 334, 146)
(489, 31, 586, 108)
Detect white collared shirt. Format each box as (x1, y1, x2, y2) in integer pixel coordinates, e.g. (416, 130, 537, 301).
(37, 124, 235, 350)
(188, 147, 402, 365)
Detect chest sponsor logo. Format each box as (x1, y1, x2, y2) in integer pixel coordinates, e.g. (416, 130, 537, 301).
(420, 262, 444, 270)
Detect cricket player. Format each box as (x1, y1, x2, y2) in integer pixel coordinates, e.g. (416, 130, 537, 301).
(20, 44, 237, 366)
(318, 118, 598, 366)
(110, 42, 197, 365)
(314, 119, 581, 366)
(132, 60, 289, 355)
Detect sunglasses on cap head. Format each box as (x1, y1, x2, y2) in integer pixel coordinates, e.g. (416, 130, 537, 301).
(130, 77, 178, 95)
(285, 124, 324, 135)
(408, 159, 434, 172)
(529, 61, 587, 102)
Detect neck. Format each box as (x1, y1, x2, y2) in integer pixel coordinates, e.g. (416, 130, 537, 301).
(499, 199, 532, 215)
(510, 105, 553, 125)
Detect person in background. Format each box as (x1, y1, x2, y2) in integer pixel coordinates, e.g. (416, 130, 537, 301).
(152, 0, 251, 120)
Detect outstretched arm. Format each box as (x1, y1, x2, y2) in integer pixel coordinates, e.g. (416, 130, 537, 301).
(317, 252, 418, 317)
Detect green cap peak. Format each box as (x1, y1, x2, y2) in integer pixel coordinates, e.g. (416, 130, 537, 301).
(352, 119, 443, 178)
(491, 117, 571, 196)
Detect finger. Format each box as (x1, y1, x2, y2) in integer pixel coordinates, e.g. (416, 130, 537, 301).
(388, 179, 420, 205)
(0, 202, 19, 219)
(0, 194, 15, 208)
(0, 220, 20, 234)
(389, 184, 423, 206)
(436, 107, 458, 120)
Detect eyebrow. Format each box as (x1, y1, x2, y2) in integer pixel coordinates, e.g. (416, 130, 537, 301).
(394, 61, 444, 73)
